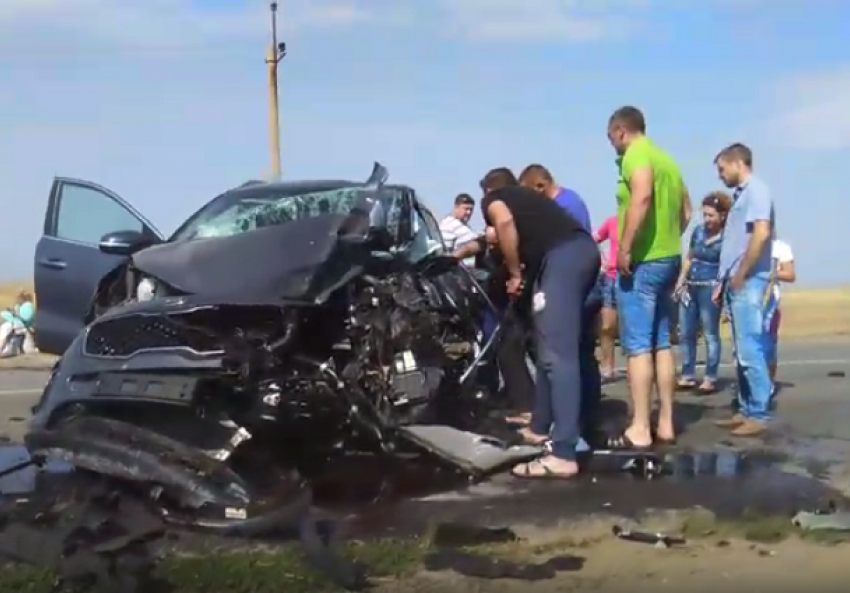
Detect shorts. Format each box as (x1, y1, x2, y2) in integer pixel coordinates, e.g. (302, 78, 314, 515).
(616, 257, 681, 357)
(598, 273, 617, 310)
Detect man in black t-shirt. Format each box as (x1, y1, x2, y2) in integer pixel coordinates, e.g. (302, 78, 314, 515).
(479, 167, 600, 480)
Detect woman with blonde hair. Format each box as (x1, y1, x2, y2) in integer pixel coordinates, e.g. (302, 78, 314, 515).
(674, 191, 731, 394)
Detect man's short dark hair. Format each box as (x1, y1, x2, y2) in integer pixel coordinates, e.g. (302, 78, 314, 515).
(454, 193, 475, 207)
(609, 106, 646, 133)
(479, 167, 518, 192)
(714, 143, 753, 168)
(518, 164, 553, 184)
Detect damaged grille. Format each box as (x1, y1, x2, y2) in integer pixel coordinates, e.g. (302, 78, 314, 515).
(84, 314, 222, 357)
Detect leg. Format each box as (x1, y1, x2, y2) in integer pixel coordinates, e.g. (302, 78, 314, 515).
(0, 322, 12, 355)
(678, 288, 700, 386)
(609, 259, 678, 449)
(513, 238, 599, 478)
(499, 317, 536, 424)
(767, 309, 781, 383)
(599, 276, 618, 380)
(650, 259, 681, 442)
(727, 278, 773, 434)
(580, 289, 603, 444)
(697, 286, 722, 389)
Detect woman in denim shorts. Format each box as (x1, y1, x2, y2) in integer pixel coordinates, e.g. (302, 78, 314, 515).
(674, 192, 731, 394)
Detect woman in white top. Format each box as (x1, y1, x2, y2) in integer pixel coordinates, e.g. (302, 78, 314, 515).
(764, 239, 796, 390)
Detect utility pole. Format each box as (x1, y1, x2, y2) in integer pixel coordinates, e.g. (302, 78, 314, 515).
(267, 2, 286, 177)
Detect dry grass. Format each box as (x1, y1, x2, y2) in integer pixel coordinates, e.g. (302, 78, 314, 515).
(1, 283, 849, 350)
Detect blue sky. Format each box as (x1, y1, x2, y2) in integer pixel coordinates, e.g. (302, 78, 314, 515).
(1, 0, 847, 286)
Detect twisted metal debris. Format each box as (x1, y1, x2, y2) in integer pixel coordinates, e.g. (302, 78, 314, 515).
(0, 456, 366, 592)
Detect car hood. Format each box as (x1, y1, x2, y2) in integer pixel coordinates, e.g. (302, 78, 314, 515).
(131, 215, 368, 304)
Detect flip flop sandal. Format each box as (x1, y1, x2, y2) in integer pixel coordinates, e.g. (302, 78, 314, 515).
(510, 458, 578, 481)
(517, 428, 549, 446)
(696, 382, 717, 394)
(604, 433, 653, 451)
(601, 373, 617, 384)
(677, 380, 697, 390)
(505, 413, 532, 426)
(653, 435, 678, 446)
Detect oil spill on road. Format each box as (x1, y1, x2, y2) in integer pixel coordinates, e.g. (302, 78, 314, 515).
(0, 444, 846, 545)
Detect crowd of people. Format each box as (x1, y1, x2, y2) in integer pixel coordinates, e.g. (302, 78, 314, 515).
(439, 106, 795, 480)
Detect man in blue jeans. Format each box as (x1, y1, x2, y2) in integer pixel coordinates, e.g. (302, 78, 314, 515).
(518, 164, 602, 447)
(479, 167, 599, 479)
(712, 143, 775, 437)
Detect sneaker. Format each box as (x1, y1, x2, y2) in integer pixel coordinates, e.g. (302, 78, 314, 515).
(714, 414, 746, 428)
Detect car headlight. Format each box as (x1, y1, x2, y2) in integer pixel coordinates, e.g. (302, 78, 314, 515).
(137, 278, 157, 301)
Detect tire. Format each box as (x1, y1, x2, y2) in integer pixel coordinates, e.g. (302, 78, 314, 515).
(25, 415, 312, 537)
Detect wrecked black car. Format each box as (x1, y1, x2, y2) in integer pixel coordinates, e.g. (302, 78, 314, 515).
(26, 164, 541, 536)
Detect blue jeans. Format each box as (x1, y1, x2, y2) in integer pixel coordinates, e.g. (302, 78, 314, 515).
(680, 284, 722, 381)
(530, 235, 600, 461)
(726, 277, 773, 422)
(616, 257, 681, 357)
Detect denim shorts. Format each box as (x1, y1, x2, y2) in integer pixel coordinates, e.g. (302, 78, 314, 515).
(616, 257, 681, 357)
(598, 274, 617, 310)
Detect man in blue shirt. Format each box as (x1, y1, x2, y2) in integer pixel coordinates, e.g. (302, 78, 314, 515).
(519, 164, 600, 449)
(711, 143, 774, 436)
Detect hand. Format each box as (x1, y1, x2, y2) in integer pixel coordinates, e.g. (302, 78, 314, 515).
(673, 279, 686, 299)
(729, 271, 745, 293)
(711, 283, 723, 305)
(506, 275, 524, 298)
(616, 250, 632, 277)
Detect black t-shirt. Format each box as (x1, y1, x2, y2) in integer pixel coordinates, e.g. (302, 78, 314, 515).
(481, 186, 587, 281)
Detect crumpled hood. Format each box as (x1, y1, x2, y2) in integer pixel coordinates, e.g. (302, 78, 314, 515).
(131, 215, 366, 304)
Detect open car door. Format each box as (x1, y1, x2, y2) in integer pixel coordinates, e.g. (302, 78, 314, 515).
(34, 178, 163, 356)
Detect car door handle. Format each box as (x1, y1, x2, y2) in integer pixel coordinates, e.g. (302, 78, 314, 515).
(38, 258, 67, 270)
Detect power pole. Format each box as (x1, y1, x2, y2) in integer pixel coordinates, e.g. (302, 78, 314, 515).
(267, 2, 286, 177)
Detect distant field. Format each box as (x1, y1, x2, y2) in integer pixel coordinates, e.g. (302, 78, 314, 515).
(0, 283, 848, 369)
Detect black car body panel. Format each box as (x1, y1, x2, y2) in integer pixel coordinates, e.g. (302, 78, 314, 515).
(131, 214, 369, 303)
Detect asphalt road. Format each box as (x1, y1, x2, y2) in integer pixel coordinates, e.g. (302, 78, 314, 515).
(0, 338, 848, 443)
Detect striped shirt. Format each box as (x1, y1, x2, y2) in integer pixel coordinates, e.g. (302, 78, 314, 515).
(439, 215, 477, 252)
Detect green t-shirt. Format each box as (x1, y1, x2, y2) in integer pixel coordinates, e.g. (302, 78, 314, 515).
(616, 136, 684, 262)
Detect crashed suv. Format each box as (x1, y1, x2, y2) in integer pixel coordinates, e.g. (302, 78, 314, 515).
(27, 164, 540, 535)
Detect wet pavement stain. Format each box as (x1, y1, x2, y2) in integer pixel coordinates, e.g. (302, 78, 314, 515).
(0, 444, 846, 544)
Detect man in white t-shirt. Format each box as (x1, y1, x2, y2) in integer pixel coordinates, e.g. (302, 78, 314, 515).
(440, 193, 478, 265)
(765, 238, 796, 398)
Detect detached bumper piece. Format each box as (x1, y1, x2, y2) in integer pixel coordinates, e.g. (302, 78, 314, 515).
(0, 465, 164, 592)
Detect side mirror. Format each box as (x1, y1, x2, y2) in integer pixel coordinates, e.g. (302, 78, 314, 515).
(98, 230, 157, 256)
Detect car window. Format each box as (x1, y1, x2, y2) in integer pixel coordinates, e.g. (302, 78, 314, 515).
(405, 203, 446, 262)
(173, 185, 407, 242)
(55, 184, 144, 244)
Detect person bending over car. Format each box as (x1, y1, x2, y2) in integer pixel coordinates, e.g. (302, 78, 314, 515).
(479, 167, 600, 480)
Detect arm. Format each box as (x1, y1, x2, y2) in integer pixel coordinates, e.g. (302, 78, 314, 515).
(776, 260, 796, 283)
(620, 167, 653, 256)
(594, 221, 609, 244)
(486, 201, 522, 279)
(737, 186, 773, 280)
(680, 185, 692, 234)
(676, 251, 693, 288)
(453, 236, 484, 260)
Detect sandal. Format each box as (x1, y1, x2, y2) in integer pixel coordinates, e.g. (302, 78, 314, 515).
(677, 379, 697, 390)
(652, 431, 677, 446)
(511, 457, 578, 480)
(603, 432, 653, 451)
(696, 381, 717, 394)
(505, 412, 532, 426)
(517, 427, 548, 446)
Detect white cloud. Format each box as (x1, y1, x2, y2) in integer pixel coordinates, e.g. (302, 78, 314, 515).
(436, 0, 637, 42)
(0, 0, 378, 55)
(770, 67, 850, 151)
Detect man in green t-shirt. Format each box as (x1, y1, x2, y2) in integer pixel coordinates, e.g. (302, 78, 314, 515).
(604, 106, 692, 452)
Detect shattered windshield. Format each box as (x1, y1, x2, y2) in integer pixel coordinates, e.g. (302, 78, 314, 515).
(171, 184, 405, 242)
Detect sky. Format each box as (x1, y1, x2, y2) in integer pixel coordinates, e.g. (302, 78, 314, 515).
(0, 0, 848, 286)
